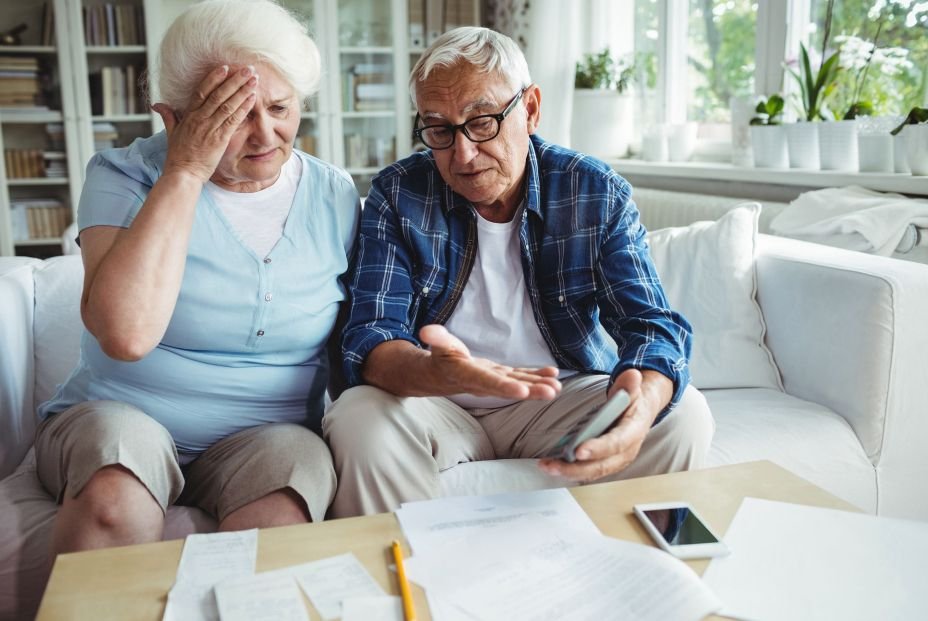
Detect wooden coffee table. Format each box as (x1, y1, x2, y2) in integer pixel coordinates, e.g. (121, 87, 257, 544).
(36, 460, 858, 620)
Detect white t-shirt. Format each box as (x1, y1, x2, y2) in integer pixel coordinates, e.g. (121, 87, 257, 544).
(205, 153, 302, 258)
(444, 207, 571, 409)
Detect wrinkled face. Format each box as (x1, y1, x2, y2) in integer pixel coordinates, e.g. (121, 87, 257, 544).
(415, 65, 539, 217)
(211, 62, 302, 192)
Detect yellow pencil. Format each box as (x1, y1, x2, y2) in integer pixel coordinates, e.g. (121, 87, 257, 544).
(391, 539, 417, 621)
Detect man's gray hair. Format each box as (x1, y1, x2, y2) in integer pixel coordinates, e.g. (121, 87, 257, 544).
(154, 0, 321, 111)
(409, 27, 532, 104)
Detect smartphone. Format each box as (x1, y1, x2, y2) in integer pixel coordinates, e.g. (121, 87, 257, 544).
(633, 502, 729, 559)
(542, 389, 630, 463)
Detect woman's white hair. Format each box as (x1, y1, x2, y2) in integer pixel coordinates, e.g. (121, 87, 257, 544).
(154, 0, 321, 111)
(409, 27, 531, 103)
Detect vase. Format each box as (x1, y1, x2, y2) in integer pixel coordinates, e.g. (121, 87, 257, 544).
(905, 125, 928, 176)
(893, 133, 910, 173)
(730, 95, 757, 167)
(785, 122, 820, 170)
(641, 125, 669, 162)
(668, 122, 698, 162)
(571, 89, 633, 158)
(819, 120, 859, 172)
(858, 134, 894, 173)
(750, 125, 788, 168)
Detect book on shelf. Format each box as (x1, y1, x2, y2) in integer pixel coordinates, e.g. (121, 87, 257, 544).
(0, 56, 42, 108)
(89, 66, 142, 116)
(9, 198, 69, 241)
(4, 149, 45, 178)
(92, 122, 119, 150)
(41, 1, 56, 46)
(83, 3, 145, 46)
(295, 134, 317, 155)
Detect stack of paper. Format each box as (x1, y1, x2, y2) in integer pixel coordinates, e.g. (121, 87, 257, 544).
(395, 489, 721, 621)
(702, 497, 928, 621)
(162, 532, 401, 621)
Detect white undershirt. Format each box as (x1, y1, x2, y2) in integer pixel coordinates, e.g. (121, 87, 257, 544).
(205, 153, 302, 258)
(444, 207, 570, 409)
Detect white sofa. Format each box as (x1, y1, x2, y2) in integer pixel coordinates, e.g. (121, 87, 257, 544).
(3, 229, 928, 620)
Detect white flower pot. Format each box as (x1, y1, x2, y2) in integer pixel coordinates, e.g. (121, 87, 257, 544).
(819, 120, 859, 172)
(668, 122, 698, 162)
(750, 125, 788, 168)
(571, 89, 632, 158)
(904, 125, 928, 176)
(858, 134, 894, 173)
(730, 95, 757, 167)
(893, 133, 910, 173)
(785, 122, 820, 170)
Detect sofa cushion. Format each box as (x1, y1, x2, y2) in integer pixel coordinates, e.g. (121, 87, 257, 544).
(647, 204, 783, 391)
(705, 388, 875, 513)
(33, 256, 84, 408)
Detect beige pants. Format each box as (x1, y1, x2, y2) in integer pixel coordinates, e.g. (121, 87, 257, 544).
(323, 374, 714, 517)
(35, 400, 337, 522)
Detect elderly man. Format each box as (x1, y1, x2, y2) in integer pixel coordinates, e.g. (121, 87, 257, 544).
(324, 27, 713, 518)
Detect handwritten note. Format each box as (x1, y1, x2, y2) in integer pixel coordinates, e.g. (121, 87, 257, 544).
(341, 595, 404, 621)
(292, 553, 386, 620)
(214, 569, 308, 621)
(162, 529, 258, 621)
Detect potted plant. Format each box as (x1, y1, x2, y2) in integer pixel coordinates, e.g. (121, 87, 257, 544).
(783, 0, 839, 170)
(571, 48, 635, 158)
(749, 95, 789, 168)
(891, 107, 928, 175)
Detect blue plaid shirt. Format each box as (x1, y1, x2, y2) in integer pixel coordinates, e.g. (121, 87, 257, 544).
(342, 135, 692, 416)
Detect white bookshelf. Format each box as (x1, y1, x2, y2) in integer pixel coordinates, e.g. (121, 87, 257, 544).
(0, 0, 480, 256)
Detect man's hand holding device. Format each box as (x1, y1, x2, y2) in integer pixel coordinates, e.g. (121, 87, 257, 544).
(633, 502, 729, 559)
(541, 389, 631, 463)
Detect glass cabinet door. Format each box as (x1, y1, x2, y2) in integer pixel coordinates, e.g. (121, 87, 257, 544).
(278, 0, 323, 160)
(332, 0, 402, 195)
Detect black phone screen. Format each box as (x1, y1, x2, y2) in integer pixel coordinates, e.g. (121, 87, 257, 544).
(643, 507, 719, 546)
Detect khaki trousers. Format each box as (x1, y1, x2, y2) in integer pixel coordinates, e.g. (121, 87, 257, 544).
(323, 374, 714, 518)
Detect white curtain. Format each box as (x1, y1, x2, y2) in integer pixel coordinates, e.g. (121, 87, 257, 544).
(515, 1, 634, 147)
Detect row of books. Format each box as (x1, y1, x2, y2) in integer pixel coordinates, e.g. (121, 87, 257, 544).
(408, 0, 477, 48)
(345, 134, 395, 169)
(89, 66, 143, 116)
(295, 134, 317, 156)
(343, 63, 394, 112)
(0, 56, 42, 108)
(4, 149, 66, 179)
(9, 199, 69, 242)
(83, 3, 146, 46)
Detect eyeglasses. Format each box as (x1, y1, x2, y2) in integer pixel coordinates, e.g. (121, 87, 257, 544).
(413, 85, 529, 150)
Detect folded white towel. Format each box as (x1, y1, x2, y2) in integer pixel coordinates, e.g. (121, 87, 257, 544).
(771, 185, 928, 256)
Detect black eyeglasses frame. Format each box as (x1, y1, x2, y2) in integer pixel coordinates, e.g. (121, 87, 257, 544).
(412, 85, 530, 150)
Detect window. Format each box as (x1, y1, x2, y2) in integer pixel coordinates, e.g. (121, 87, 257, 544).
(611, 0, 928, 157)
(809, 0, 927, 118)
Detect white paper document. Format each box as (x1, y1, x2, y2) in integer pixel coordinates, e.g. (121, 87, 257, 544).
(291, 552, 387, 620)
(214, 568, 308, 621)
(405, 520, 720, 621)
(395, 487, 600, 553)
(162, 529, 258, 621)
(340, 595, 404, 621)
(702, 497, 928, 621)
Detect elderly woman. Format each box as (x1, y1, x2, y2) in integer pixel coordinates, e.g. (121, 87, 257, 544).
(33, 0, 359, 555)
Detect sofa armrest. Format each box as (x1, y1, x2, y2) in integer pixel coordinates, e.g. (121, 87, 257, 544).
(0, 260, 40, 479)
(756, 234, 928, 519)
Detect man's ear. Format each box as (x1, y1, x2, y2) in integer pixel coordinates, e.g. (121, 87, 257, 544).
(524, 84, 542, 134)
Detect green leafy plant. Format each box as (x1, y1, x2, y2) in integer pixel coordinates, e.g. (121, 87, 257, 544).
(788, 43, 842, 121)
(890, 107, 928, 135)
(750, 95, 785, 126)
(575, 48, 635, 94)
(786, 0, 841, 121)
